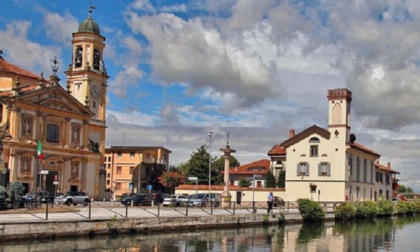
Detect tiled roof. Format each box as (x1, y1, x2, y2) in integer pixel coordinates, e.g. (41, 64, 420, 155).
(267, 144, 286, 155)
(280, 125, 330, 148)
(176, 184, 285, 192)
(227, 159, 270, 175)
(0, 58, 41, 80)
(349, 142, 380, 158)
(376, 161, 400, 174)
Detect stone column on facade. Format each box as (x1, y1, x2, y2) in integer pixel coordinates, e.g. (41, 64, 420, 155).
(82, 119, 89, 150)
(63, 159, 70, 192)
(80, 157, 86, 192)
(220, 139, 235, 208)
(10, 106, 21, 141)
(64, 117, 71, 148)
(7, 148, 17, 184)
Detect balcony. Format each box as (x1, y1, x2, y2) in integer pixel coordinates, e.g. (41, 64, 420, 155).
(142, 158, 168, 165)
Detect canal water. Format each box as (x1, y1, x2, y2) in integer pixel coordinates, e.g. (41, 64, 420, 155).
(1, 215, 419, 251)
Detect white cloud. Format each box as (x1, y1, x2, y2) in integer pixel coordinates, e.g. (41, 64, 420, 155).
(0, 21, 62, 76)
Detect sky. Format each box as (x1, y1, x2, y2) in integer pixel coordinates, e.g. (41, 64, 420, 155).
(1, 0, 420, 192)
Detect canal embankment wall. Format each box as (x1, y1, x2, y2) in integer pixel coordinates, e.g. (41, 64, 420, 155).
(0, 212, 335, 241)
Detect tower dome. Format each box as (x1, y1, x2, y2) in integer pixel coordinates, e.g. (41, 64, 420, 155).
(78, 17, 100, 35)
(77, 4, 100, 35)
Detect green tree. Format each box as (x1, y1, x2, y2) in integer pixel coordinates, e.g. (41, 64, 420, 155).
(212, 155, 240, 185)
(398, 184, 413, 194)
(266, 170, 276, 188)
(158, 171, 185, 194)
(183, 145, 211, 185)
(238, 178, 252, 187)
(277, 170, 285, 188)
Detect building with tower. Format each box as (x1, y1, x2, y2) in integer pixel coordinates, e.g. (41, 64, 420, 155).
(0, 6, 107, 199)
(268, 88, 399, 202)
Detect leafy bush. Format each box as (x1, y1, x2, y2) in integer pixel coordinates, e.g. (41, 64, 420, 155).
(238, 178, 252, 188)
(377, 198, 394, 216)
(297, 198, 325, 222)
(334, 203, 356, 220)
(394, 201, 408, 214)
(414, 202, 420, 213)
(355, 200, 377, 218)
(406, 202, 416, 214)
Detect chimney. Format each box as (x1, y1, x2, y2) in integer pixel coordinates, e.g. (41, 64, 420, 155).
(387, 162, 391, 169)
(289, 129, 295, 138)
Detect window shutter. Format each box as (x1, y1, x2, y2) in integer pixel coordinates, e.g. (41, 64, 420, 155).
(327, 163, 331, 176)
(305, 163, 310, 176)
(318, 163, 322, 176)
(297, 163, 300, 176)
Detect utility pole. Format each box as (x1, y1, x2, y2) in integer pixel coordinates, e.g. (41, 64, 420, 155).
(208, 131, 212, 205)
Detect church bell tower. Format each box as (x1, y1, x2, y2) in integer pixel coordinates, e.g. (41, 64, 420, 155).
(65, 4, 108, 155)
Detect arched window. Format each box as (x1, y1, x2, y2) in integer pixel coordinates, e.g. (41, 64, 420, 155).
(93, 49, 100, 70)
(74, 46, 83, 67)
(309, 137, 320, 143)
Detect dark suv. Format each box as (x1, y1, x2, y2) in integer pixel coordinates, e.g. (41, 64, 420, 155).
(23, 191, 54, 204)
(152, 193, 169, 205)
(121, 194, 152, 206)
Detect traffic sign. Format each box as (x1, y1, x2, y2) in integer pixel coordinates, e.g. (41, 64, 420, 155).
(188, 177, 198, 181)
(147, 184, 152, 191)
(40, 170, 49, 174)
(53, 181, 59, 185)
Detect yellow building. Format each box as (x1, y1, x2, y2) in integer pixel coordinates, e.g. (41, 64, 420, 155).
(104, 146, 171, 199)
(0, 8, 107, 199)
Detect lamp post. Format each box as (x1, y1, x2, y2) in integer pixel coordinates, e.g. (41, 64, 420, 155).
(188, 177, 198, 196)
(208, 131, 212, 204)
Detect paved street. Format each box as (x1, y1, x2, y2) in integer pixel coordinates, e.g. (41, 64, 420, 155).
(0, 201, 292, 223)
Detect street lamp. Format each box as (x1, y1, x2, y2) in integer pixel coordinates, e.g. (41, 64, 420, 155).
(208, 131, 212, 204)
(250, 174, 263, 213)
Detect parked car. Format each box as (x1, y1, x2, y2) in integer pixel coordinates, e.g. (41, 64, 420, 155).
(54, 191, 90, 206)
(23, 191, 54, 204)
(162, 194, 189, 207)
(188, 193, 221, 208)
(120, 193, 134, 202)
(273, 196, 285, 207)
(152, 193, 170, 205)
(121, 194, 152, 206)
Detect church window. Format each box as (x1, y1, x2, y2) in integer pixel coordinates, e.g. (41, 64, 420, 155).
(46, 124, 60, 143)
(75, 46, 83, 67)
(93, 49, 100, 70)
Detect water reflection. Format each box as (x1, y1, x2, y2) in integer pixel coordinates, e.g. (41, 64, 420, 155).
(2, 215, 420, 251)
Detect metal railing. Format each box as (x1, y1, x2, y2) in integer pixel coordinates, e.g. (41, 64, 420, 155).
(0, 200, 345, 221)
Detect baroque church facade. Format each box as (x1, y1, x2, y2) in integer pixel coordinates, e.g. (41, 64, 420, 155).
(0, 8, 107, 199)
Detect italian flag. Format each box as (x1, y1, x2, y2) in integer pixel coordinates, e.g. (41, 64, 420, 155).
(37, 140, 44, 161)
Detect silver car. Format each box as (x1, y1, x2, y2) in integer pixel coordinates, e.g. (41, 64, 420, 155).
(188, 193, 221, 208)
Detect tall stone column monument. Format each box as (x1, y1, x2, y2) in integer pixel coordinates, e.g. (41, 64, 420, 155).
(220, 133, 235, 208)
